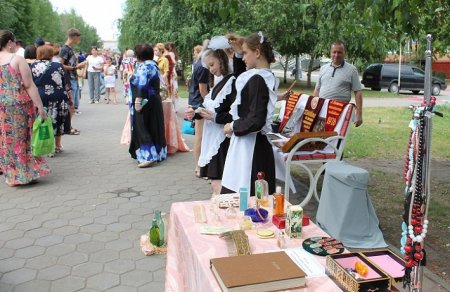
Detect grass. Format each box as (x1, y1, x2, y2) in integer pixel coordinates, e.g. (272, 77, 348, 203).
(345, 105, 450, 160)
(366, 170, 450, 283)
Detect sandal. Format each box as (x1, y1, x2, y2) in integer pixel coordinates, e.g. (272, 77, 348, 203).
(55, 146, 64, 153)
(69, 128, 80, 135)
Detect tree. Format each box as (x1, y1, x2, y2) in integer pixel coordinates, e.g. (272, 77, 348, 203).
(118, 0, 449, 80)
(0, 0, 100, 51)
(119, 0, 207, 79)
(59, 9, 102, 52)
(249, 1, 320, 86)
(0, 0, 19, 31)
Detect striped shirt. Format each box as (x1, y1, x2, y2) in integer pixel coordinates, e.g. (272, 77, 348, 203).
(315, 61, 362, 102)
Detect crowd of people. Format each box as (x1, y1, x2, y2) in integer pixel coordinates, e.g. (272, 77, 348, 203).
(0, 28, 136, 186)
(0, 27, 363, 191)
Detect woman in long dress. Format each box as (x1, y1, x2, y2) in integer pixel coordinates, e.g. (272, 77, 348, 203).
(164, 42, 179, 107)
(153, 43, 169, 99)
(0, 30, 50, 186)
(221, 32, 279, 196)
(128, 44, 167, 168)
(121, 49, 135, 102)
(30, 45, 70, 155)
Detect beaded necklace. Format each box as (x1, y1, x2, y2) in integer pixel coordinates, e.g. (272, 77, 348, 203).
(401, 96, 442, 289)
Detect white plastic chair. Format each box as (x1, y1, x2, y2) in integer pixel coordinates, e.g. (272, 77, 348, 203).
(273, 95, 354, 206)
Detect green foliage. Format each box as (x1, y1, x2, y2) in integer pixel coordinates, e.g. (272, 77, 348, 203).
(118, 0, 450, 81)
(59, 9, 102, 51)
(0, 0, 101, 51)
(119, 0, 208, 80)
(0, 0, 18, 29)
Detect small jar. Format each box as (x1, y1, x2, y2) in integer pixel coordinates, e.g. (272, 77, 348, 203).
(277, 230, 286, 249)
(225, 202, 237, 219)
(240, 216, 253, 230)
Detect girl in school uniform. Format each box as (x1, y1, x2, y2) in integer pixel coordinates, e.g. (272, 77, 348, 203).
(221, 32, 279, 196)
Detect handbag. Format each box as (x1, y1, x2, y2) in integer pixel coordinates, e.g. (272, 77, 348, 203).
(181, 118, 195, 135)
(32, 117, 55, 156)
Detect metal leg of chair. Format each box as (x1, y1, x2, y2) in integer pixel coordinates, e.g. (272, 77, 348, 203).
(285, 162, 292, 202)
(298, 164, 315, 208)
(313, 163, 328, 202)
(284, 162, 301, 202)
(288, 177, 296, 194)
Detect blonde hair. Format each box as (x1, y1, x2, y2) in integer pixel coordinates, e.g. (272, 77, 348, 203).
(126, 49, 134, 57)
(193, 45, 203, 61)
(155, 43, 165, 53)
(193, 45, 202, 55)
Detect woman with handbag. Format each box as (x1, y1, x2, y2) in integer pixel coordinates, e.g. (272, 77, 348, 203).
(0, 30, 50, 186)
(30, 45, 70, 156)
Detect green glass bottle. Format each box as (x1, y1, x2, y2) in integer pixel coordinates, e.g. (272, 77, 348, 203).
(155, 210, 165, 246)
(149, 219, 161, 247)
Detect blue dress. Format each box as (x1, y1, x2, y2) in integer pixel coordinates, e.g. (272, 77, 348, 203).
(128, 60, 167, 163)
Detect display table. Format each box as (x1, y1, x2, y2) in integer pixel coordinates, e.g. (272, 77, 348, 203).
(162, 100, 190, 154)
(120, 101, 189, 154)
(165, 199, 342, 292)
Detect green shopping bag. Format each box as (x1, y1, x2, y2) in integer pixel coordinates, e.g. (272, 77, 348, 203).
(32, 116, 55, 156)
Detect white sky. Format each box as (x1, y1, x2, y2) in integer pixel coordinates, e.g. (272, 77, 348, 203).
(49, 0, 126, 40)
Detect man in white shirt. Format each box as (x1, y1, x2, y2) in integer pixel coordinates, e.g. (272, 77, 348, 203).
(313, 41, 363, 127)
(15, 40, 25, 57)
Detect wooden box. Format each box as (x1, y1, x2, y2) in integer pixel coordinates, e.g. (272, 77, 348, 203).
(361, 250, 405, 286)
(326, 253, 391, 292)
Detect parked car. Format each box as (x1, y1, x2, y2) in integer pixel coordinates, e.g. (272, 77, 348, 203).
(361, 63, 447, 95)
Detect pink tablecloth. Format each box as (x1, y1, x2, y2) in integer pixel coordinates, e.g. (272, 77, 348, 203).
(119, 101, 190, 154)
(165, 200, 342, 292)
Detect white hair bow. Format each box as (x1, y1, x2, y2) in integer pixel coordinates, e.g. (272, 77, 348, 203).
(258, 31, 264, 44)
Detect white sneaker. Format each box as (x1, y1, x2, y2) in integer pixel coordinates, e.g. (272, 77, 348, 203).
(89, 100, 94, 104)
(138, 161, 155, 168)
(94, 101, 99, 104)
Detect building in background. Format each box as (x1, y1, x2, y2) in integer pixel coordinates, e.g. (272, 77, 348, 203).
(102, 40, 120, 53)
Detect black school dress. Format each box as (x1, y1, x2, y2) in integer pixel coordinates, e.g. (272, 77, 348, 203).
(198, 74, 236, 179)
(221, 69, 278, 196)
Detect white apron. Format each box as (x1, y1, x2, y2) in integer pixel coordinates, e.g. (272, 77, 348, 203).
(221, 69, 279, 193)
(198, 75, 236, 167)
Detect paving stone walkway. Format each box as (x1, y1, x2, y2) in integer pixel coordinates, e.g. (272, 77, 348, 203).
(0, 85, 211, 292)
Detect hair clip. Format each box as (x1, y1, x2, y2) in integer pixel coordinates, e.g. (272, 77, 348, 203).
(258, 31, 264, 44)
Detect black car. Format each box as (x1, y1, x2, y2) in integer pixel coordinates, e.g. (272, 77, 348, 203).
(362, 63, 447, 95)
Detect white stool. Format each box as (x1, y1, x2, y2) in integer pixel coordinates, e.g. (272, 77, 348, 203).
(316, 161, 386, 248)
